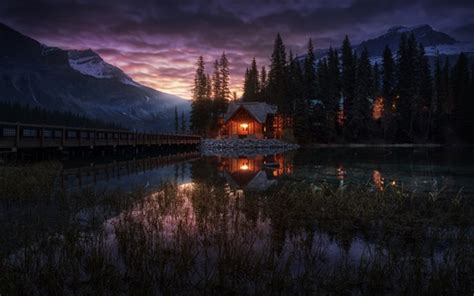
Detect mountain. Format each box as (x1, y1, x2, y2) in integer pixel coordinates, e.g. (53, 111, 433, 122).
(0, 23, 190, 132)
(356, 25, 457, 56)
(298, 24, 474, 67)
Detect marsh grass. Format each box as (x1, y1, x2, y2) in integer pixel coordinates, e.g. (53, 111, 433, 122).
(0, 167, 472, 295)
(0, 161, 61, 200)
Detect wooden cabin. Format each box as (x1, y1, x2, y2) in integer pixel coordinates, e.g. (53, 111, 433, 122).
(220, 102, 279, 139)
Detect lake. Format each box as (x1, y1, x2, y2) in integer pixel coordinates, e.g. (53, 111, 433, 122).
(1, 147, 473, 294)
(60, 146, 474, 194)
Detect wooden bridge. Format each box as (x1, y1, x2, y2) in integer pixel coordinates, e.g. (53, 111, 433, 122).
(0, 121, 201, 152)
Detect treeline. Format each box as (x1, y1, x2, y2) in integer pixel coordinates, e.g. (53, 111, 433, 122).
(173, 106, 187, 134)
(0, 101, 124, 130)
(241, 33, 474, 144)
(190, 53, 232, 136)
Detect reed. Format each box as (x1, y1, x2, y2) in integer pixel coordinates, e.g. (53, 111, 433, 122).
(0, 177, 472, 295)
(0, 161, 61, 200)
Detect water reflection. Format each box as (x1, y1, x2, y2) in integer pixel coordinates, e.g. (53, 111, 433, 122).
(2, 147, 473, 294)
(56, 147, 474, 194)
(59, 151, 200, 191)
(218, 154, 293, 191)
(292, 147, 474, 194)
(372, 170, 384, 191)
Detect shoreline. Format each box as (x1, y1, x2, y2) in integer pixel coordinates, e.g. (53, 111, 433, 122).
(304, 143, 444, 148)
(201, 138, 299, 156)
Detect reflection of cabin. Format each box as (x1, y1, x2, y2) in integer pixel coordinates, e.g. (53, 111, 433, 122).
(218, 154, 293, 191)
(221, 102, 280, 139)
(221, 156, 276, 191)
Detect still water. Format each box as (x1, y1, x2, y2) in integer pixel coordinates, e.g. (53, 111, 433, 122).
(61, 147, 474, 194)
(2, 147, 473, 294)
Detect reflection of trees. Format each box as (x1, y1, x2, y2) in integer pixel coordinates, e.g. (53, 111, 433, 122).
(190, 157, 227, 186)
(240, 191, 259, 226)
(3, 168, 473, 294)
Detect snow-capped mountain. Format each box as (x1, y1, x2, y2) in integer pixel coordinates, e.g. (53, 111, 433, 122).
(356, 24, 457, 56)
(299, 24, 474, 67)
(0, 23, 190, 132)
(67, 49, 140, 87)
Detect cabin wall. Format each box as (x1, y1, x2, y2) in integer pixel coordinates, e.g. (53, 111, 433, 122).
(224, 109, 264, 139)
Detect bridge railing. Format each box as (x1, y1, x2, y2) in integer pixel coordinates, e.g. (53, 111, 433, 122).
(0, 121, 201, 150)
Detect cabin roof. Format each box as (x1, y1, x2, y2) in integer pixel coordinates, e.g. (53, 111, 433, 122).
(224, 170, 277, 191)
(224, 102, 277, 123)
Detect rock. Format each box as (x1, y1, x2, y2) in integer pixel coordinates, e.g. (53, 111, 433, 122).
(201, 138, 299, 156)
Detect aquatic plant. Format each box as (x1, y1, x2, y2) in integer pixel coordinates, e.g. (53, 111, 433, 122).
(0, 171, 472, 294)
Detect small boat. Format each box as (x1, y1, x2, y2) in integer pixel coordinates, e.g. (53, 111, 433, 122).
(263, 162, 279, 168)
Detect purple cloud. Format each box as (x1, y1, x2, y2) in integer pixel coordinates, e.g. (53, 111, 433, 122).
(1, 0, 473, 98)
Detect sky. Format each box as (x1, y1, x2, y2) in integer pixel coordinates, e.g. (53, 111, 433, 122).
(1, 0, 473, 99)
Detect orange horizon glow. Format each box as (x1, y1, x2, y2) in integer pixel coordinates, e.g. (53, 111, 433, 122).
(100, 53, 244, 100)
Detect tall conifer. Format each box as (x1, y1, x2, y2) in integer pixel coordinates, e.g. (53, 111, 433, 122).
(341, 35, 356, 134)
(452, 53, 471, 141)
(349, 47, 372, 140)
(382, 46, 395, 140)
(191, 56, 210, 135)
(268, 33, 288, 112)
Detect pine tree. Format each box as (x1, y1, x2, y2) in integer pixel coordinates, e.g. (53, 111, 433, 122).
(326, 47, 341, 140)
(396, 33, 419, 142)
(433, 53, 443, 141)
(438, 57, 453, 141)
(382, 46, 396, 140)
(471, 65, 474, 96)
(219, 52, 231, 100)
(289, 59, 316, 143)
(299, 39, 316, 143)
(341, 35, 356, 136)
(174, 106, 179, 133)
(0, 101, 123, 130)
(191, 56, 211, 135)
(372, 62, 383, 137)
(207, 53, 230, 135)
(268, 33, 288, 112)
(433, 53, 442, 115)
(373, 63, 381, 97)
(303, 38, 316, 102)
(192, 56, 207, 101)
(417, 44, 433, 140)
(180, 111, 186, 134)
(242, 58, 259, 101)
(251, 58, 260, 100)
(452, 52, 471, 141)
(259, 66, 267, 101)
(206, 74, 212, 99)
(349, 47, 372, 141)
(313, 58, 331, 142)
(289, 50, 308, 143)
(212, 59, 221, 100)
(243, 68, 250, 100)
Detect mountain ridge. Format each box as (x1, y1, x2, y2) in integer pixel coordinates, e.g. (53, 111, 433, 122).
(0, 23, 190, 132)
(356, 24, 457, 57)
(297, 24, 473, 66)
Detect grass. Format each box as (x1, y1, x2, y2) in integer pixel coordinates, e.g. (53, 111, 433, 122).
(0, 161, 61, 200)
(0, 163, 472, 295)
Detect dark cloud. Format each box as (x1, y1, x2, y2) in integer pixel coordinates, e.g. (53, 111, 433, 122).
(449, 23, 474, 41)
(1, 0, 473, 98)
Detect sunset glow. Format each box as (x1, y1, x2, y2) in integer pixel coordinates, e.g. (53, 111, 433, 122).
(1, 1, 471, 100)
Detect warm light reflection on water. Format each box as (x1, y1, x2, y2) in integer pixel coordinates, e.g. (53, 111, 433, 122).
(2, 147, 474, 294)
(372, 170, 384, 191)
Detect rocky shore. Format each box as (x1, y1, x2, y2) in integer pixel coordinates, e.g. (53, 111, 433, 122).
(201, 138, 299, 156)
